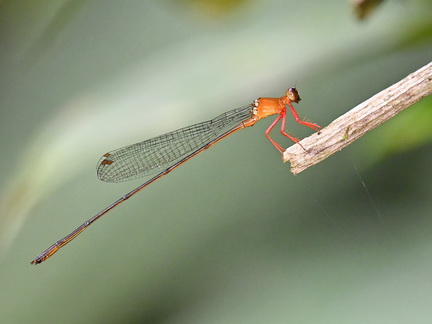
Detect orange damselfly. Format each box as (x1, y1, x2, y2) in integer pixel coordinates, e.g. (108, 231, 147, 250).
(31, 88, 320, 264)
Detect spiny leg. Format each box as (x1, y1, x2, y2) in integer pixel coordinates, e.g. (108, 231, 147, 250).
(265, 113, 284, 153)
(287, 102, 321, 131)
(279, 110, 304, 150)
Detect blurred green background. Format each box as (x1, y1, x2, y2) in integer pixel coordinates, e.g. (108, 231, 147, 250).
(1, 0, 431, 323)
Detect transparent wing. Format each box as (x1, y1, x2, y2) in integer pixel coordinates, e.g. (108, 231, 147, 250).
(97, 105, 254, 182)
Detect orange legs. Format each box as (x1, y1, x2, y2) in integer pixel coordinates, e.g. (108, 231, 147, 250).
(265, 102, 321, 153)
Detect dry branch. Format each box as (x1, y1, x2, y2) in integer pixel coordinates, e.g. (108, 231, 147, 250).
(283, 61, 432, 175)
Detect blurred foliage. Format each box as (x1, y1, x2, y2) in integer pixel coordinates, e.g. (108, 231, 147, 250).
(363, 96, 432, 165)
(174, 0, 248, 18)
(352, 0, 385, 20)
(396, 18, 432, 50)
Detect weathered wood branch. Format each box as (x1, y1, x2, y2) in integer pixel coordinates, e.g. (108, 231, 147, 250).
(283, 61, 432, 175)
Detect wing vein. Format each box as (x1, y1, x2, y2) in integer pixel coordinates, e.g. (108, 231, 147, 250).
(96, 105, 254, 182)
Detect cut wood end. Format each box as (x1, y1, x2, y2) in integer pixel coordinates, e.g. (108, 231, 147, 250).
(281, 62, 432, 175)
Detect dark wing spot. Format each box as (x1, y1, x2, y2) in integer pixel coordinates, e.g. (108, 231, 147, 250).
(101, 159, 114, 165)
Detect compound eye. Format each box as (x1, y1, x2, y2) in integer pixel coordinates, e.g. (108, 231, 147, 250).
(286, 87, 301, 103)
